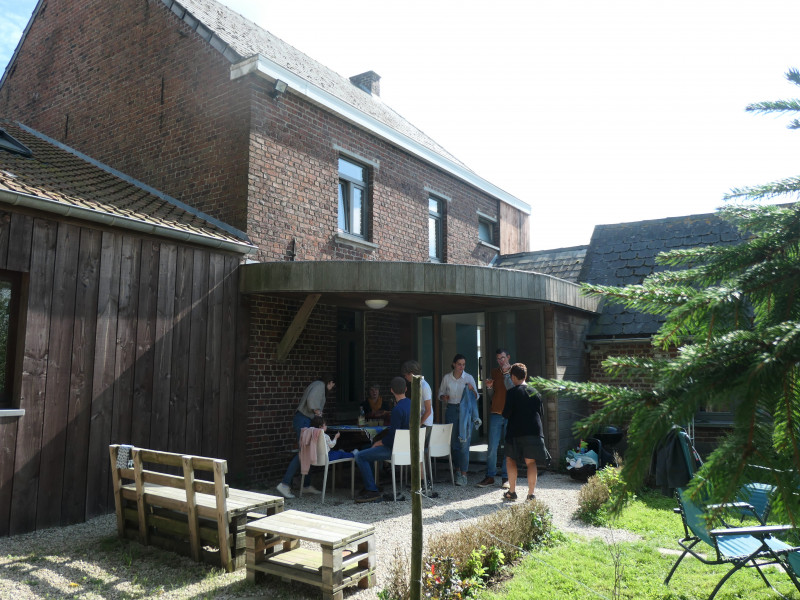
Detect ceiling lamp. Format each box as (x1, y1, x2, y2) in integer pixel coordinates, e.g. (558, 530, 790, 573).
(364, 299, 388, 310)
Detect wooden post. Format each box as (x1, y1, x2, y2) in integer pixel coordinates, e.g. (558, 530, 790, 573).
(182, 455, 201, 562)
(274, 294, 320, 361)
(213, 459, 233, 572)
(410, 375, 422, 600)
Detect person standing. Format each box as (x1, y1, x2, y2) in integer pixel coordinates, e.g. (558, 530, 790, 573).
(402, 360, 433, 486)
(279, 374, 335, 496)
(294, 375, 336, 441)
(354, 377, 412, 503)
(476, 349, 512, 488)
(438, 354, 477, 486)
(502, 362, 550, 501)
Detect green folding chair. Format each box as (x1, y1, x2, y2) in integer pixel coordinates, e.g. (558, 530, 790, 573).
(664, 429, 800, 599)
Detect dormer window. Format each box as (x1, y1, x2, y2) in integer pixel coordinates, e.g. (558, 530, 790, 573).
(0, 130, 32, 158)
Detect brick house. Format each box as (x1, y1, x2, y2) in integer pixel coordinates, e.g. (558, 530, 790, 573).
(1, 0, 601, 533)
(496, 212, 744, 455)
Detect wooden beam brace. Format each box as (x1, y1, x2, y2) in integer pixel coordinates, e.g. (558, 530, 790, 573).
(275, 294, 321, 361)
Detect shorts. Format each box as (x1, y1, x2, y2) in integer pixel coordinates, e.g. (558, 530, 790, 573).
(507, 436, 551, 466)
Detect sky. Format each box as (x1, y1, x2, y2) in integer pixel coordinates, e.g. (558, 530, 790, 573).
(2, 0, 800, 250)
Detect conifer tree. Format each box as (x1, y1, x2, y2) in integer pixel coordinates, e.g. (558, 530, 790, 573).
(531, 69, 800, 524)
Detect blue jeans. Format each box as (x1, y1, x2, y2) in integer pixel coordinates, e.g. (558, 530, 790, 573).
(355, 444, 392, 492)
(486, 413, 508, 478)
(445, 404, 470, 473)
(293, 412, 311, 442)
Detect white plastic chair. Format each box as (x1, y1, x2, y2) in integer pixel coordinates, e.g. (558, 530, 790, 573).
(426, 423, 454, 487)
(376, 428, 428, 502)
(299, 429, 355, 503)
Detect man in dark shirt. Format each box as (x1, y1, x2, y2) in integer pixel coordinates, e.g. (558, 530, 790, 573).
(354, 376, 411, 502)
(501, 362, 550, 501)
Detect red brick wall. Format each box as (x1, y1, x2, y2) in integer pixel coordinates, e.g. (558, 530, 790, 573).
(0, 0, 252, 231)
(246, 295, 338, 479)
(245, 77, 506, 263)
(245, 297, 409, 482)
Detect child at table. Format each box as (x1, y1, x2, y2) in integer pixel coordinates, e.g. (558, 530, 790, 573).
(314, 416, 354, 461)
(276, 416, 354, 498)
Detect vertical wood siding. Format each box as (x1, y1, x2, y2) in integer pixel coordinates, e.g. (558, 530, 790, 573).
(0, 210, 244, 535)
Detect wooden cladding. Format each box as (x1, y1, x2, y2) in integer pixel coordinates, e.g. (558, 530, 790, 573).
(0, 210, 245, 536)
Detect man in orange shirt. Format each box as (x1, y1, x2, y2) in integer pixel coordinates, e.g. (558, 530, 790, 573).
(476, 348, 512, 488)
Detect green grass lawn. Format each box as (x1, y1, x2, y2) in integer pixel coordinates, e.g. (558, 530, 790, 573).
(480, 489, 800, 600)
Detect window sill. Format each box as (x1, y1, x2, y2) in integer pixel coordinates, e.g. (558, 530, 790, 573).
(478, 240, 500, 252)
(335, 232, 379, 251)
(0, 408, 24, 418)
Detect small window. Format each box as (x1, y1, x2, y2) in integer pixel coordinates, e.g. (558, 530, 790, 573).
(0, 271, 21, 408)
(428, 197, 444, 262)
(478, 216, 496, 245)
(338, 157, 368, 238)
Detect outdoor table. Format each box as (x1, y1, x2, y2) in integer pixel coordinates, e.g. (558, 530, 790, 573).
(246, 509, 375, 600)
(326, 425, 386, 451)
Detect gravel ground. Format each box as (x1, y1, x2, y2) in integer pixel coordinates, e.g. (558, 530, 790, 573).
(0, 470, 640, 599)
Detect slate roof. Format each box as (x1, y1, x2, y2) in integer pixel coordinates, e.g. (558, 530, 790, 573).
(0, 119, 255, 252)
(579, 213, 742, 339)
(162, 0, 468, 170)
(494, 246, 588, 283)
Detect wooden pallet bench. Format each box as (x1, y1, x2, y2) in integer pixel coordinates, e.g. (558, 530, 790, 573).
(246, 509, 375, 600)
(109, 445, 283, 572)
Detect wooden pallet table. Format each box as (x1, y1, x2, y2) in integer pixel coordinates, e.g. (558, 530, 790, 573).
(246, 510, 375, 600)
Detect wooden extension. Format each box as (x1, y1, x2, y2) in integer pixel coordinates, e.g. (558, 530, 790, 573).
(109, 444, 283, 572)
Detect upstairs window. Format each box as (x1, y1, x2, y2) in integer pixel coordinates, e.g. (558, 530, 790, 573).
(478, 214, 497, 247)
(428, 197, 444, 262)
(338, 157, 368, 238)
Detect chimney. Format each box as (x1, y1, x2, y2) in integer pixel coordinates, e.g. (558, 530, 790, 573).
(349, 71, 381, 97)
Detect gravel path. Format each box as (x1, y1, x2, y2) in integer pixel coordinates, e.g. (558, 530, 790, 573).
(0, 471, 640, 599)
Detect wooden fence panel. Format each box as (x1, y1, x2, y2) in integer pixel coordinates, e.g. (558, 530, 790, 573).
(110, 236, 141, 448)
(151, 243, 177, 451)
(168, 246, 193, 454)
(131, 240, 160, 449)
(62, 228, 102, 525)
(202, 253, 224, 458)
(85, 231, 122, 518)
(36, 223, 79, 529)
(0, 418, 18, 535)
(186, 249, 208, 456)
(10, 219, 57, 534)
(223, 256, 242, 469)
(6, 213, 32, 272)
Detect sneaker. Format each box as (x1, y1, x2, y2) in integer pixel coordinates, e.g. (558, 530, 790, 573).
(455, 473, 468, 486)
(502, 490, 517, 501)
(476, 476, 496, 488)
(501, 478, 510, 489)
(303, 485, 322, 495)
(527, 494, 536, 501)
(276, 483, 295, 498)
(355, 490, 382, 503)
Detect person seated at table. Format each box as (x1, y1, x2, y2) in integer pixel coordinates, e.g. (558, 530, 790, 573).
(276, 416, 353, 499)
(354, 377, 411, 503)
(362, 383, 389, 422)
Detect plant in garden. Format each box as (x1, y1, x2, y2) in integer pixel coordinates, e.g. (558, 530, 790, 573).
(531, 69, 800, 524)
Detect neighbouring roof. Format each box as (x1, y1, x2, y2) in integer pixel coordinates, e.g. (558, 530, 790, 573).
(494, 246, 588, 283)
(580, 213, 742, 339)
(0, 119, 255, 253)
